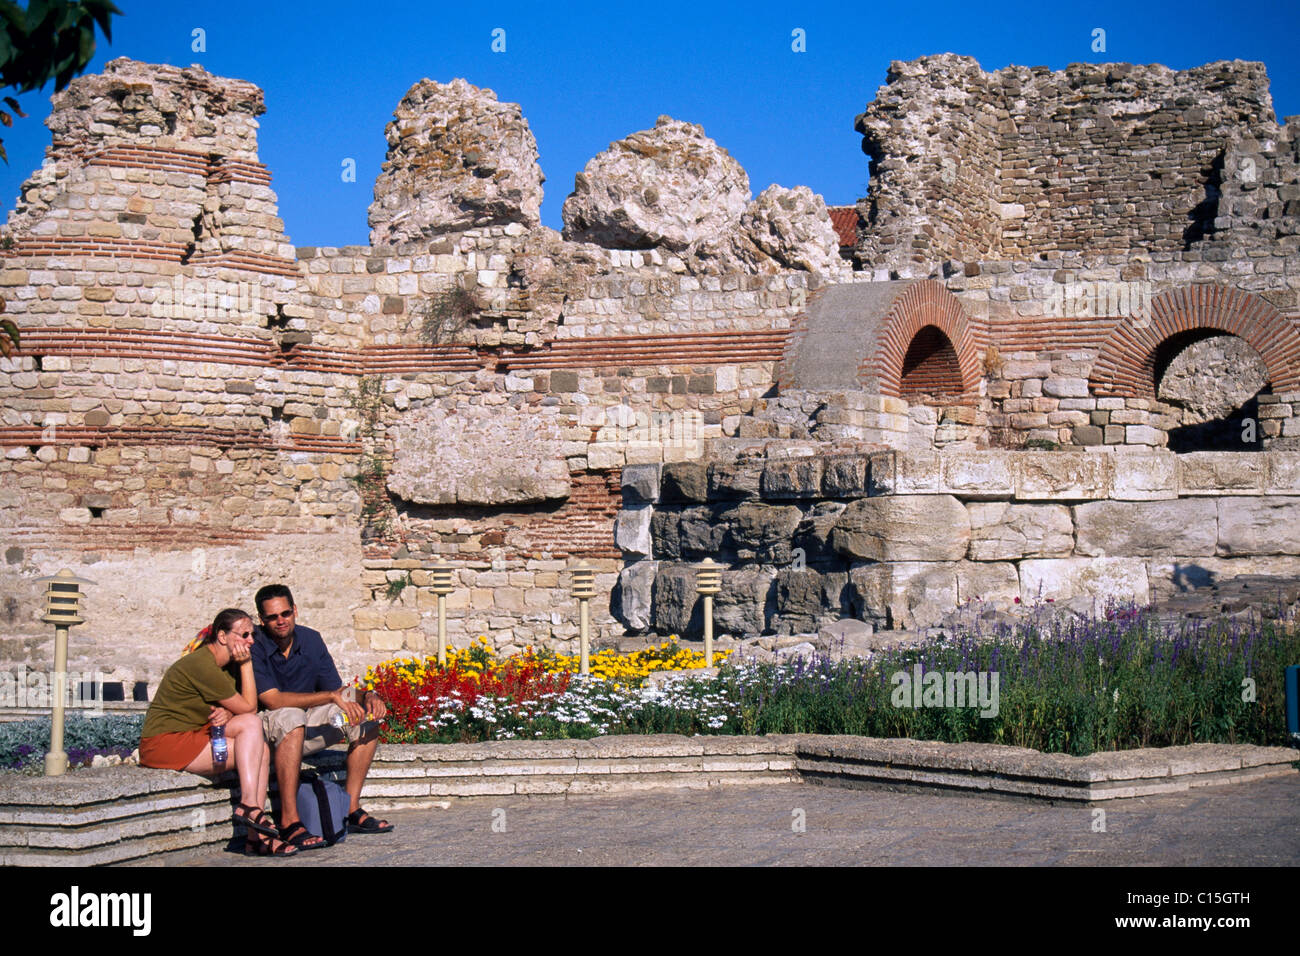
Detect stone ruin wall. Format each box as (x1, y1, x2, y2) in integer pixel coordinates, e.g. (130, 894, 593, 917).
(616, 448, 1300, 640)
(855, 56, 1300, 271)
(0, 56, 1298, 684)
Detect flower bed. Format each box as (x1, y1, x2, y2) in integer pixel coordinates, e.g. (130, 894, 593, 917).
(0, 714, 142, 773)
(361, 612, 1300, 755)
(361, 639, 731, 744)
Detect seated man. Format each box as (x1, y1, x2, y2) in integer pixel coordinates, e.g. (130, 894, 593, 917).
(251, 583, 394, 850)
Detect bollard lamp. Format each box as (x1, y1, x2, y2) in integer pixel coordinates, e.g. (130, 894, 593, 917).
(35, 569, 95, 776)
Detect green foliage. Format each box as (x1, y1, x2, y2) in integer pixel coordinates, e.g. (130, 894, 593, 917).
(0, 1, 122, 356)
(375, 611, 1300, 754)
(352, 451, 392, 539)
(384, 571, 412, 601)
(417, 285, 480, 345)
(465, 640, 493, 668)
(0, 713, 143, 769)
(349, 374, 384, 439)
(0, 0, 120, 93)
(712, 611, 1300, 755)
(0, 0, 121, 162)
(1024, 438, 1061, 450)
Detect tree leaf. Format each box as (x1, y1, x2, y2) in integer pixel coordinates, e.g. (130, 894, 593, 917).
(87, 0, 121, 42)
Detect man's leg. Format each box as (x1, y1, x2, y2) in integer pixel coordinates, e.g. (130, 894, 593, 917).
(343, 725, 390, 829)
(275, 725, 306, 825)
(344, 723, 378, 813)
(261, 707, 326, 849)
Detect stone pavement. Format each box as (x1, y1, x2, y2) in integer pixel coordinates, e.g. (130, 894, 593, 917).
(148, 774, 1300, 866)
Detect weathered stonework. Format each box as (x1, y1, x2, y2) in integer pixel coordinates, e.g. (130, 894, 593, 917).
(2, 53, 1299, 679)
(369, 78, 545, 245)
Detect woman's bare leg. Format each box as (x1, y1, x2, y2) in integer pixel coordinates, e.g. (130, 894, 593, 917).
(183, 714, 263, 808)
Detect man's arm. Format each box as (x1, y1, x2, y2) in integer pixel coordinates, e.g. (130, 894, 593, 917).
(257, 687, 345, 711)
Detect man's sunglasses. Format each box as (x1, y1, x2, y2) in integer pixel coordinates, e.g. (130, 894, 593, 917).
(261, 609, 295, 622)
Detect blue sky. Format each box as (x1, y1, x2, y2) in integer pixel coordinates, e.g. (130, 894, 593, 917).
(3, 0, 1299, 247)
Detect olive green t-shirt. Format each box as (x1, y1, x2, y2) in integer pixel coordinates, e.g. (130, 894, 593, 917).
(141, 647, 238, 737)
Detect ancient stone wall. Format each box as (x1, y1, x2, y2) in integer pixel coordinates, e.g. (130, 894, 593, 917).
(2, 56, 1299, 683)
(855, 56, 1295, 275)
(621, 448, 1300, 636)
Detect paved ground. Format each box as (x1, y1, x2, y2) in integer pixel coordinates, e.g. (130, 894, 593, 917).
(150, 774, 1300, 866)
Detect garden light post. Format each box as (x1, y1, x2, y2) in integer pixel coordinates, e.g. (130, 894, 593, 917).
(571, 560, 595, 676)
(430, 559, 454, 666)
(36, 569, 94, 777)
(696, 558, 722, 667)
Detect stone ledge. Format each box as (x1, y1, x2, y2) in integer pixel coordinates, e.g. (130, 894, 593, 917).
(0, 735, 1293, 863)
(888, 450, 1300, 502)
(795, 738, 1298, 801)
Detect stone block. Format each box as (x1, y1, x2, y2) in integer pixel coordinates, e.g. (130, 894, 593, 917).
(614, 560, 658, 632)
(849, 561, 1019, 629)
(353, 608, 386, 629)
(550, 370, 579, 393)
(939, 451, 1015, 499)
(1042, 377, 1089, 398)
(651, 563, 698, 636)
(1018, 558, 1150, 605)
(660, 461, 709, 504)
(387, 404, 569, 506)
(1072, 424, 1103, 446)
(1177, 452, 1264, 495)
(614, 506, 653, 557)
(720, 502, 802, 562)
(1217, 497, 1300, 555)
(385, 608, 422, 629)
(1110, 452, 1178, 500)
(830, 495, 970, 562)
(894, 451, 940, 494)
(1015, 451, 1111, 500)
(586, 442, 625, 470)
(1125, 424, 1166, 446)
(967, 502, 1074, 560)
(713, 566, 777, 636)
(820, 455, 868, 497)
(620, 463, 661, 505)
(760, 458, 824, 499)
(1265, 453, 1300, 494)
(1073, 499, 1218, 557)
(707, 460, 764, 500)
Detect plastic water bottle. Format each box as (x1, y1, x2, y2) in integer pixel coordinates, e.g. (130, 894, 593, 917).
(210, 724, 228, 764)
(330, 711, 348, 731)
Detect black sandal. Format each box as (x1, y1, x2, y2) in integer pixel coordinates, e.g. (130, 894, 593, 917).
(346, 807, 394, 834)
(233, 803, 280, 839)
(244, 833, 299, 857)
(280, 820, 328, 851)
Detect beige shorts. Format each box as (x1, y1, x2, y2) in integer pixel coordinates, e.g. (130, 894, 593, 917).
(260, 688, 371, 756)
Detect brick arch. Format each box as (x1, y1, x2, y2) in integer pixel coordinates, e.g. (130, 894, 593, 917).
(867, 280, 984, 400)
(1089, 285, 1300, 397)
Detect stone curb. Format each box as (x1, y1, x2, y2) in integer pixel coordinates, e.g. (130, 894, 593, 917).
(0, 735, 1294, 864)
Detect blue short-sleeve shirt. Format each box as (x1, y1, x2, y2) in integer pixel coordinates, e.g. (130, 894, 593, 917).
(252, 624, 343, 701)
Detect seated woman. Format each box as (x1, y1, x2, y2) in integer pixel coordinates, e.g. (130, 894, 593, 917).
(139, 607, 297, 857)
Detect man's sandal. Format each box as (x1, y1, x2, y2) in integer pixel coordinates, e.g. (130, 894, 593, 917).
(233, 803, 280, 839)
(243, 833, 299, 857)
(279, 821, 328, 851)
(346, 807, 394, 834)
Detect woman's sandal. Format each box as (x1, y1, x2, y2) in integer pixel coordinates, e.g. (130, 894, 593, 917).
(233, 803, 280, 839)
(346, 807, 394, 834)
(243, 833, 299, 857)
(280, 821, 329, 851)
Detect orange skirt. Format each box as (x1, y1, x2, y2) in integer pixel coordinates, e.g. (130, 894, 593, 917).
(139, 726, 211, 771)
